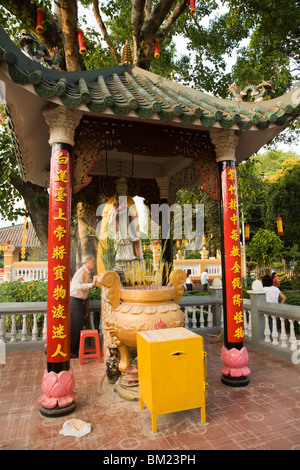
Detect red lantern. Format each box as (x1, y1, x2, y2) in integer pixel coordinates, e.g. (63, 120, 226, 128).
(36, 7, 44, 33)
(276, 217, 284, 236)
(176, 239, 180, 249)
(190, 0, 196, 15)
(202, 234, 206, 247)
(245, 224, 250, 241)
(77, 29, 87, 55)
(154, 39, 160, 59)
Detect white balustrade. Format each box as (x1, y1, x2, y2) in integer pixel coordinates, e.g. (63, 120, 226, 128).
(262, 314, 300, 352)
(0, 301, 101, 344)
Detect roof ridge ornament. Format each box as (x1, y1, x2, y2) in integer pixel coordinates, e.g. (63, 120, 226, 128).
(121, 40, 133, 64)
(227, 81, 273, 103)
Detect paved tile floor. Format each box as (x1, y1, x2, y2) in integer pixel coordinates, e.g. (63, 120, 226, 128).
(1, 338, 300, 451)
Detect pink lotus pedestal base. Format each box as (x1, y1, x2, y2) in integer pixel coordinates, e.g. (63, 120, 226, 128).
(220, 346, 250, 387)
(38, 368, 78, 417)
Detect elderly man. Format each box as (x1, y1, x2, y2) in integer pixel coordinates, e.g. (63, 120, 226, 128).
(70, 254, 97, 358)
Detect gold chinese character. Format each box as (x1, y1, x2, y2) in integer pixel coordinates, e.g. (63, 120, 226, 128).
(52, 324, 67, 339)
(228, 185, 236, 196)
(52, 245, 67, 260)
(54, 187, 67, 202)
(230, 229, 239, 242)
(230, 246, 240, 257)
(52, 304, 66, 319)
(231, 262, 241, 274)
(234, 311, 244, 324)
(228, 169, 235, 181)
(55, 170, 68, 183)
(229, 199, 237, 211)
(51, 343, 67, 358)
(53, 285, 66, 300)
(230, 214, 238, 225)
(234, 327, 244, 339)
(53, 265, 66, 281)
(57, 151, 69, 165)
(233, 294, 242, 307)
(54, 225, 67, 241)
(54, 208, 67, 221)
(232, 277, 243, 290)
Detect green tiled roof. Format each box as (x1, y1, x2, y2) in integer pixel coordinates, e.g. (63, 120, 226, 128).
(0, 25, 299, 133)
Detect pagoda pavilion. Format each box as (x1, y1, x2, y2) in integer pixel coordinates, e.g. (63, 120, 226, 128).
(0, 24, 299, 416)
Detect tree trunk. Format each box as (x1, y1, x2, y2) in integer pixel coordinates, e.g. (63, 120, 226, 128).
(10, 174, 49, 248)
(58, 0, 85, 71)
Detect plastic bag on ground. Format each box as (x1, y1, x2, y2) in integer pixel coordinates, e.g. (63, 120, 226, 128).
(59, 419, 92, 438)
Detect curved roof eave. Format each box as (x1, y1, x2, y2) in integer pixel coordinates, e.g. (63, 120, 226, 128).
(0, 25, 299, 186)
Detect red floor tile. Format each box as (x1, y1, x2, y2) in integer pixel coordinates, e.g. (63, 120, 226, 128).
(0, 338, 300, 450)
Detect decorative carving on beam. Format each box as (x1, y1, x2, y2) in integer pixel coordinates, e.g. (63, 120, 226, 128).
(73, 118, 219, 200)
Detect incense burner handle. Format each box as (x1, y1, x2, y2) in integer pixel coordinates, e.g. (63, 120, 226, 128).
(170, 269, 187, 304)
(98, 271, 121, 309)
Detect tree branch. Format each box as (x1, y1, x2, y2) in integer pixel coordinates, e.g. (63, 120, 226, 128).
(1, 0, 64, 67)
(144, 0, 153, 20)
(158, 0, 189, 41)
(141, 0, 177, 41)
(93, 0, 121, 63)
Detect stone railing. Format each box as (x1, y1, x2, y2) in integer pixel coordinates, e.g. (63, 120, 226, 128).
(179, 282, 223, 336)
(1, 280, 299, 364)
(0, 300, 101, 350)
(11, 262, 48, 282)
(243, 280, 300, 363)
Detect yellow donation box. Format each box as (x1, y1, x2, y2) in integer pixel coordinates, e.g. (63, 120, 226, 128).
(137, 327, 207, 433)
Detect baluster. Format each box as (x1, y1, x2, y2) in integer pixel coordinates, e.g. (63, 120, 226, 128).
(289, 320, 297, 351)
(272, 316, 279, 345)
(220, 305, 224, 329)
(279, 317, 288, 349)
(10, 315, 17, 342)
(42, 313, 47, 340)
(298, 322, 300, 348)
(263, 314, 271, 342)
(200, 306, 205, 328)
(21, 314, 27, 341)
(207, 305, 213, 327)
(184, 307, 189, 328)
(0, 315, 6, 342)
(244, 310, 248, 336)
(192, 306, 197, 329)
(32, 313, 38, 341)
(247, 311, 252, 338)
(90, 311, 95, 330)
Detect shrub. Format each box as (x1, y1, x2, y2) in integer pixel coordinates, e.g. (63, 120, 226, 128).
(0, 279, 47, 302)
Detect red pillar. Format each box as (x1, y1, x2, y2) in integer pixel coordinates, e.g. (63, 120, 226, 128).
(39, 143, 77, 417)
(218, 161, 250, 387)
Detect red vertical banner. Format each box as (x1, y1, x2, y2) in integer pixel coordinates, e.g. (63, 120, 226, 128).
(221, 165, 244, 344)
(47, 149, 72, 364)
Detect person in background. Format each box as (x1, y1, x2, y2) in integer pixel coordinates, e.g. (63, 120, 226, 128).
(185, 269, 194, 291)
(70, 254, 97, 358)
(201, 268, 209, 292)
(272, 272, 278, 287)
(262, 274, 286, 341)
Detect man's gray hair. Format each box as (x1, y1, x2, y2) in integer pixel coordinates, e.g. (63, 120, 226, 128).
(83, 254, 95, 263)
